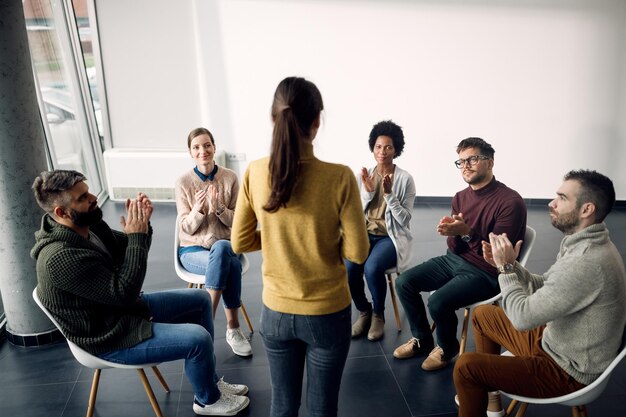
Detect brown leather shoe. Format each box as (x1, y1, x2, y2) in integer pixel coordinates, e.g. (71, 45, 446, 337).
(351, 310, 371, 338)
(367, 313, 385, 341)
(421, 346, 452, 371)
(393, 337, 434, 359)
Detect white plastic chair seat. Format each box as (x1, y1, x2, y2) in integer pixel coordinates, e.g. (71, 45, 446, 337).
(33, 288, 169, 417)
(499, 340, 626, 416)
(174, 213, 254, 333)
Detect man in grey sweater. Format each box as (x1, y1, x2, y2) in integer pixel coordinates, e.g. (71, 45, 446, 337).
(453, 169, 626, 417)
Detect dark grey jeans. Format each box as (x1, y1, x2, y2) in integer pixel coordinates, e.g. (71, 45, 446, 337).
(395, 250, 499, 357)
(260, 304, 351, 417)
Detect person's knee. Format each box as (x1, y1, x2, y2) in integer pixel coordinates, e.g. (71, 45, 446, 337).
(453, 352, 478, 384)
(363, 260, 386, 280)
(187, 325, 214, 355)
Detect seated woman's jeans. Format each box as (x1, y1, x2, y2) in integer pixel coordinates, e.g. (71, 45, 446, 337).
(260, 304, 351, 417)
(346, 234, 397, 314)
(179, 240, 242, 309)
(98, 289, 220, 406)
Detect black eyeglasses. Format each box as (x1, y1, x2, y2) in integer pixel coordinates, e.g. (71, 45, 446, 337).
(454, 155, 490, 169)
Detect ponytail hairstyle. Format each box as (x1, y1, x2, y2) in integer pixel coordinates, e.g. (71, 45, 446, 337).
(263, 77, 323, 212)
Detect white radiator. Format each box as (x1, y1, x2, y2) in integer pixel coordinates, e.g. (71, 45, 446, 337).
(103, 149, 226, 202)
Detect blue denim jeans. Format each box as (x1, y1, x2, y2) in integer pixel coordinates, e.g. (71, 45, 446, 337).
(395, 250, 499, 357)
(346, 234, 397, 314)
(97, 289, 220, 405)
(179, 240, 242, 309)
(260, 305, 351, 417)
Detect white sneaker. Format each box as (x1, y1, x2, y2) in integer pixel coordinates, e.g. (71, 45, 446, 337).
(226, 328, 253, 357)
(193, 393, 250, 416)
(217, 376, 249, 396)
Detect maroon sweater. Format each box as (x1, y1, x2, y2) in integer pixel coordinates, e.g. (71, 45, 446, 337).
(448, 177, 527, 277)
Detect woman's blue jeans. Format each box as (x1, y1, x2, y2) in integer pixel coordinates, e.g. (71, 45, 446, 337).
(260, 304, 351, 417)
(179, 240, 242, 309)
(346, 234, 397, 314)
(395, 250, 499, 357)
(97, 289, 221, 406)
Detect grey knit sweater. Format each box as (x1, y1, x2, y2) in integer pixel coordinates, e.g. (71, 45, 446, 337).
(499, 222, 626, 385)
(31, 214, 153, 355)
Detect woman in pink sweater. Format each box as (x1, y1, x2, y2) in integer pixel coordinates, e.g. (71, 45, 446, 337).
(175, 127, 252, 357)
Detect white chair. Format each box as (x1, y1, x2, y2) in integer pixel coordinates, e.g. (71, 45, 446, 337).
(432, 225, 537, 355)
(500, 328, 626, 417)
(32, 288, 170, 417)
(174, 214, 254, 333)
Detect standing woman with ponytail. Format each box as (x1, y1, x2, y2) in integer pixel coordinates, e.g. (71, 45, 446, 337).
(232, 77, 369, 417)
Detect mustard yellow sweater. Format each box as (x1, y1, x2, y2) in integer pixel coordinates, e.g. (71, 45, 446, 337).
(232, 142, 369, 315)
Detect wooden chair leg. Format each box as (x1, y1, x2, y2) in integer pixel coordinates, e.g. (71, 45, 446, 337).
(459, 307, 471, 355)
(151, 366, 170, 392)
(86, 369, 101, 417)
(137, 369, 164, 417)
(515, 402, 528, 417)
(504, 399, 517, 417)
(240, 301, 254, 334)
(387, 273, 402, 331)
(572, 405, 587, 417)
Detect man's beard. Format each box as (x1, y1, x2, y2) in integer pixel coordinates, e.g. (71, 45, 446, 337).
(463, 170, 488, 186)
(550, 208, 580, 234)
(69, 207, 103, 227)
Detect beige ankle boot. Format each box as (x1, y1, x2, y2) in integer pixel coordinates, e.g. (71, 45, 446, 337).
(367, 313, 385, 341)
(351, 310, 372, 337)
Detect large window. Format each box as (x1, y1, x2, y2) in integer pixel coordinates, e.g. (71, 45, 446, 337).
(24, 0, 106, 195)
(0, 0, 107, 336)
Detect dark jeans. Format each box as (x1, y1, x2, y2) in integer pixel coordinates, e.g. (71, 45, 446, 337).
(98, 289, 220, 405)
(395, 250, 499, 356)
(260, 304, 351, 417)
(346, 234, 397, 314)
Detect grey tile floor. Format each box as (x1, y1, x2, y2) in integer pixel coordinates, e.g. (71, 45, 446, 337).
(1, 201, 625, 417)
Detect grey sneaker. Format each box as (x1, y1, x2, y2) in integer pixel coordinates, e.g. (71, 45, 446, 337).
(217, 377, 248, 396)
(367, 313, 385, 341)
(351, 310, 372, 337)
(226, 328, 252, 357)
(193, 392, 249, 416)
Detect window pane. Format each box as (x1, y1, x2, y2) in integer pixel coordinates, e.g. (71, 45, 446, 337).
(72, 0, 104, 139)
(24, 0, 103, 195)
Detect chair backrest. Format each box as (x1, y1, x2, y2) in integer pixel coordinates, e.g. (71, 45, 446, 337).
(174, 213, 249, 286)
(33, 287, 67, 338)
(518, 225, 536, 267)
(33, 287, 161, 370)
(32, 287, 117, 369)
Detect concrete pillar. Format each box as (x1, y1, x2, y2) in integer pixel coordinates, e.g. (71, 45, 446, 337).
(0, 0, 59, 345)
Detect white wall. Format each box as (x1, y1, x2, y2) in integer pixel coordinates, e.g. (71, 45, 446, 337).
(96, 0, 626, 200)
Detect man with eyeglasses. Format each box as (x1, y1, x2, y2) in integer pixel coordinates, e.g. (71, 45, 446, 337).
(393, 137, 527, 373)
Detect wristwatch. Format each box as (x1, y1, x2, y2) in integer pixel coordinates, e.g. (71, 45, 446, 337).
(498, 263, 515, 274)
(460, 234, 471, 243)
